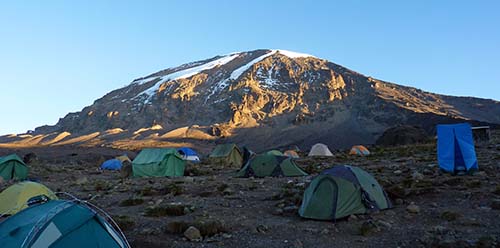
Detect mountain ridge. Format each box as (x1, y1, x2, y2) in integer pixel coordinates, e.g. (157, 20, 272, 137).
(2, 49, 499, 150)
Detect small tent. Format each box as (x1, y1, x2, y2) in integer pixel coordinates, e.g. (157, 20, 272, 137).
(284, 150, 299, 158)
(209, 144, 243, 168)
(0, 181, 58, 215)
(0, 154, 28, 181)
(177, 147, 200, 163)
(349, 145, 370, 156)
(132, 148, 186, 177)
(299, 165, 391, 220)
(237, 154, 308, 178)
(308, 143, 333, 157)
(0, 200, 129, 248)
(101, 159, 123, 171)
(115, 155, 131, 163)
(437, 123, 478, 174)
(266, 150, 283, 156)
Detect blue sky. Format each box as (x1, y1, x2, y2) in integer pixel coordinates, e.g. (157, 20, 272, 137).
(1, 1, 499, 134)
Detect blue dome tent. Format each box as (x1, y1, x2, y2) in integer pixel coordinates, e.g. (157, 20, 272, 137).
(100, 159, 123, 170)
(177, 147, 200, 163)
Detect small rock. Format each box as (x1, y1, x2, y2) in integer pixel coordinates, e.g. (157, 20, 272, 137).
(184, 226, 202, 241)
(283, 205, 298, 213)
(273, 208, 284, 215)
(430, 225, 448, 234)
(412, 171, 424, 181)
(395, 199, 404, 205)
(222, 233, 232, 239)
(406, 203, 420, 214)
(76, 177, 89, 185)
(256, 224, 269, 234)
(222, 187, 234, 195)
(320, 228, 329, 234)
(359, 220, 380, 236)
(393, 170, 402, 175)
(377, 220, 392, 229)
(348, 215, 359, 221)
(182, 176, 195, 183)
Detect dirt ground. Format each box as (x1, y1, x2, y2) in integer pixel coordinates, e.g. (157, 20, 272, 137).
(1, 134, 500, 248)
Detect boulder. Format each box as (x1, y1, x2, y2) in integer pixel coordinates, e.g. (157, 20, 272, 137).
(184, 226, 202, 241)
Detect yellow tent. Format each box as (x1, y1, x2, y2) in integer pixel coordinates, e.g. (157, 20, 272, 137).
(116, 155, 131, 163)
(0, 181, 58, 215)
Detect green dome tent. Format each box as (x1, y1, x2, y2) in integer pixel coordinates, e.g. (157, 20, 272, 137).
(299, 165, 391, 220)
(237, 154, 308, 177)
(132, 148, 186, 177)
(0, 154, 28, 181)
(209, 144, 243, 168)
(0, 200, 129, 248)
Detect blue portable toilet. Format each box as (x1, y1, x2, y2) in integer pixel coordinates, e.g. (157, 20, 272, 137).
(437, 123, 478, 174)
(100, 159, 122, 170)
(177, 147, 200, 163)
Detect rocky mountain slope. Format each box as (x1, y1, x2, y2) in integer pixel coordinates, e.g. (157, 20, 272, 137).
(2, 49, 499, 150)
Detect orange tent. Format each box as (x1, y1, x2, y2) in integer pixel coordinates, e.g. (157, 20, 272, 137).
(349, 145, 370, 156)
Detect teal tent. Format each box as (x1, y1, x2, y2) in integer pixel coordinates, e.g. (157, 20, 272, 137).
(0, 200, 129, 248)
(132, 148, 186, 177)
(237, 154, 307, 177)
(0, 154, 28, 180)
(299, 165, 391, 220)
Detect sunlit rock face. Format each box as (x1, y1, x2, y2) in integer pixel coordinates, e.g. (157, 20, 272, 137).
(4, 49, 498, 150)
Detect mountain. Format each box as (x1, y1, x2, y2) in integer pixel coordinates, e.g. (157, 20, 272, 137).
(2, 49, 499, 151)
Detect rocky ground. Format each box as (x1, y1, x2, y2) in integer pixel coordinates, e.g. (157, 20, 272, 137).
(1, 132, 500, 247)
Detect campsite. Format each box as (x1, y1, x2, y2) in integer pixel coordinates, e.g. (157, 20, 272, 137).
(2, 2, 500, 247)
(0, 128, 499, 247)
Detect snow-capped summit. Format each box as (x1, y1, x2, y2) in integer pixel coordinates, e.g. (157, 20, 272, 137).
(18, 48, 500, 150)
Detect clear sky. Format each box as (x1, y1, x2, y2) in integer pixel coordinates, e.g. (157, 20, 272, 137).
(1, 1, 499, 134)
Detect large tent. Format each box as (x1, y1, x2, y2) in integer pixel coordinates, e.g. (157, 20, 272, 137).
(299, 165, 391, 220)
(132, 148, 186, 177)
(0, 154, 28, 181)
(0, 181, 58, 215)
(437, 123, 478, 174)
(0, 200, 129, 248)
(349, 145, 370, 156)
(308, 143, 333, 157)
(209, 144, 243, 168)
(177, 147, 200, 162)
(237, 154, 308, 178)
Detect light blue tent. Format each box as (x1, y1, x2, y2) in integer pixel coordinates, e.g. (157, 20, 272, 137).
(437, 123, 478, 174)
(101, 159, 122, 170)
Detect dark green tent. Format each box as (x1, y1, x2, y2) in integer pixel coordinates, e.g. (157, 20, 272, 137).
(0, 154, 28, 181)
(0, 200, 129, 248)
(132, 148, 186, 177)
(236, 154, 308, 177)
(299, 165, 391, 220)
(209, 144, 242, 168)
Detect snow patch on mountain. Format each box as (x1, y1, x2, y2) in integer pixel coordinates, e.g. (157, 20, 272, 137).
(275, 49, 315, 58)
(134, 54, 239, 102)
(230, 50, 314, 81)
